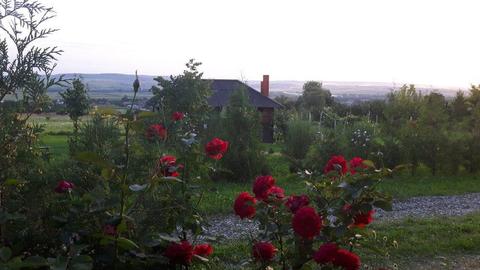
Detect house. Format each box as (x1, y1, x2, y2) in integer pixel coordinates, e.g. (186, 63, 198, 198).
(208, 75, 283, 143)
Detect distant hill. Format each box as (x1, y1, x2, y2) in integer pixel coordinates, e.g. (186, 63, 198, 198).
(48, 73, 464, 100)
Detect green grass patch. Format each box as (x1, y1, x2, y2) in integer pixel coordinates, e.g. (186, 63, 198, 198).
(378, 174, 480, 200)
(38, 134, 69, 161)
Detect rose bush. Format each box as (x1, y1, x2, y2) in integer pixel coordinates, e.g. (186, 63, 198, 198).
(233, 155, 397, 269)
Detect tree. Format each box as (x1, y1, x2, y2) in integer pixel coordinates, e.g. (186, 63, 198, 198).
(221, 88, 266, 182)
(60, 78, 90, 133)
(382, 84, 423, 172)
(464, 85, 480, 173)
(150, 59, 211, 130)
(417, 92, 448, 175)
(298, 81, 333, 121)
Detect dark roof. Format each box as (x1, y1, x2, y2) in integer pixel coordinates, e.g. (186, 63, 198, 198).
(207, 79, 282, 109)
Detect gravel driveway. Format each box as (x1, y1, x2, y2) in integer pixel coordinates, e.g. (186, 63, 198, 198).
(204, 192, 480, 240)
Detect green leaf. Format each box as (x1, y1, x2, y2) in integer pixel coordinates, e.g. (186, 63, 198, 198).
(48, 256, 68, 270)
(21, 256, 48, 268)
(0, 247, 11, 262)
(116, 237, 139, 250)
(70, 255, 93, 270)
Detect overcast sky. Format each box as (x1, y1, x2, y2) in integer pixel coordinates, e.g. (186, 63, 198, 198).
(38, 0, 479, 88)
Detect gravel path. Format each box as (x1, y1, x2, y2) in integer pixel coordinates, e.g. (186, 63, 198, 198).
(204, 193, 480, 240)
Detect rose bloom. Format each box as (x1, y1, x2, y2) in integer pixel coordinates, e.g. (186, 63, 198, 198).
(234, 192, 256, 219)
(164, 241, 194, 265)
(146, 124, 167, 140)
(205, 137, 229, 160)
(333, 249, 361, 270)
(323, 155, 348, 175)
(313, 242, 338, 265)
(292, 206, 323, 239)
(285, 195, 310, 213)
(159, 155, 180, 177)
(172, 112, 185, 121)
(252, 242, 276, 262)
(314, 244, 361, 270)
(54, 180, 74, 193)
(252, 175, 275, 200)
(353, 210, 375, 228)
(193, 243, 213, 257)
(349, 157, 366, 175)
(268, 185, 285, 199)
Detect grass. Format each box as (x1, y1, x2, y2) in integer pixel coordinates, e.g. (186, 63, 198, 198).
(209, 212, 480, 269)
(378, 174, 480, 200)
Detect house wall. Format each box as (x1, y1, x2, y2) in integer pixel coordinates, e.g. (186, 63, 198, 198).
(259, 107, 274, 143)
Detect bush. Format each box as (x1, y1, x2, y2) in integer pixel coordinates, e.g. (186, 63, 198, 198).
(305, 128, 349, 173)
(284, 120, 315, 160)
(220, 88, 266, 182)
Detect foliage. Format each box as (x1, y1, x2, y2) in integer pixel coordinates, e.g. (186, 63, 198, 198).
(220, 88, 266, 182)
(297, 81, 333, 121)
(73, 112, 121, 159)
(283, 119, 315, 171)
(150, 59, 211, 131)
(60, 78, 90, 133)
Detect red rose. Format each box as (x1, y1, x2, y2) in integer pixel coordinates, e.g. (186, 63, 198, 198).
(252, 241, 276, 262)
(349, 157, 366, 175)
(353, 210, 375, 228)
(164, 241, 194, 265)
(324, 155, 348, 175)
(285, 195, 310, 213)
(292, 206, 323, 239)
(193, 243, 213, 257)
(333, 249, 361, 270)
(159, 155, 180, 177)
(172, 112, 184, 121)
(205, 138, 229, 160)
(252, 175, 275, 200)
(54, 180, 74, 193)
(102, 224, 117, 236)
(146, 124, 167, 140)
(313, 242, 338, 264)
(267, 185, 285, 199)
(234, 192, 256, 219)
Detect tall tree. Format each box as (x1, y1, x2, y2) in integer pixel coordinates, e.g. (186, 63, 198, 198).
(151, 59, 211, 130)
(60, 78, 90, 133)
(221, 88, 265, 182)
(418, 92, 448, 175)
(298, 81, 333, 121)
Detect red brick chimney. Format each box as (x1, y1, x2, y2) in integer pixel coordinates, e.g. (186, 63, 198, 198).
(260, 75, 269, 97)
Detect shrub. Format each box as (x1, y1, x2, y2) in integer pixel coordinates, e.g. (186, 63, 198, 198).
(220, 88, 266, 182)
(284, 119, 315, 161)
(70, 113, 121, 158)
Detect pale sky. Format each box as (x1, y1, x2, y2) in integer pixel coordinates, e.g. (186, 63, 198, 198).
(37, 0, 479, 88)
